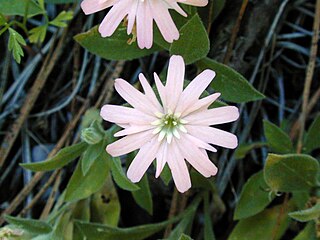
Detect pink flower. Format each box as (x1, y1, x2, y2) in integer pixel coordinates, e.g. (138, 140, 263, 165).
(100, 55, 239, 193)
(81, 0, 208, 49)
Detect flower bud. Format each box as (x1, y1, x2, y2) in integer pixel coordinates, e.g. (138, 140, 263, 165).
(81, 124, 104, 145)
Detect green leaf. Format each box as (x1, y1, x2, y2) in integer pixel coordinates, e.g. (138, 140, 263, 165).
(131, 175, 153, 215)
(21, 142, 88, 171)
(289, 203, 320, 222)
(170, 14, 209, 64)
(50, 210, 73, 240)
(0, 14, 6, 26)
(204, 193, 216, 240)
(81, 140, 104, 175)
(90, 175, 121, 226)
(64, 151, 110, 202)
(29, 25, 47, 43)
(110, 156, 140, 191)
(49, 10, 73, 28)
(304, 115, 320, 153)
(8, 28, 26, 64)
(229, 204, 291, 240)
(197, 57, 265, 103)
(178, 234, 193, 240)
(81, 108, 102, 130)
(160, 164, 172, 186)
(0, 0, 45, 17)
(235, 142, 267, 160)
(45, 0, 80, 3)
(234, 171, 275, 220)
(4, 215, 52, 235)
(74, 26, 160, 60)
(263, 120, 294, 154)
(293, 222, 317, 240)
(264, 154, 320, 192)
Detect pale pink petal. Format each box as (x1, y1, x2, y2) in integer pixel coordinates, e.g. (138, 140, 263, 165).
(139, 73, 163, 112)
(176, 69, 216, 114)
(136, 1, 153, 49)
(165, 55, 185, 111)
(150, 0, 179, 43)
(100, 105, 156, 125)
(127, 0, 139, 34)
(106, 130, 154, 157)
(178, 0, 208, 7)
(181, 93, 221, 117)
(114, 78, 157, 114)
(166, 2, 187, 17)
(81, 0, 117, 15)
(154, 73, 167, 107)
(98, 0, 130, 37)
(186, 125, 238, 149)
(155, 141, 167, 178)
(114, 125, 155, 137)
(127, 137, 160, 182)
(177, 137, 218, 177)
(166, 140, 191, 193)
(184, 133, 217, 152)
(184, 106, 239, 125)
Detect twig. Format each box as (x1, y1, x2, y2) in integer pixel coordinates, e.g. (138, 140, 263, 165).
(163, 188, 180, 238)
(40, 170, 62, 220)
(223, 0, 249, 64)
(297, 0, 320, 153)
(18, 170, 61, 217)
(0, 29, 68, 168)
(206, 0, 214, 35)
(271, 193, 289, 240)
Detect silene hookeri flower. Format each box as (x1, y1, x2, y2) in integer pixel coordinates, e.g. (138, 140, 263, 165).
(81, 0, 208, 49)
(100, 55, 239, 193)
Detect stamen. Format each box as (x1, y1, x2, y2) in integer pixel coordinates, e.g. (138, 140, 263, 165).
(155, 112, 164, 118)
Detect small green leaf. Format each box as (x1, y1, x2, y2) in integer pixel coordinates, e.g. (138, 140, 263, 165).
(8, 28, 26, 64)
(235, 142, 267, 160)
(304, 115, 320, 153)
(178, 234, 193, 240)
(64, 151, 110, 202)
(131, 175, 153, 215)
(29, 25, 47, 43)
(289, 203, 320, 222)
(90, 175, 121, 226)
(160, 164, 172, 186)
(263, 120, 293, 154)
(45, 0, 80, 3)
(197, 57, 265, 103)
(229, 204, 291, 240)
(170, 14, 209, 64)
(110, 156, 140, 191)
(49, 11, 73, 27)
(0, 0, 45, 17)
(264, 154, 320, 192)
(21, 142, 88, 171)
(81, 140, 104, 175)
(234, 171, 275, 220)
(0, 14, 6, 26)
(293, 222, 317, 240)
(74, 26, 160, 61)
(4, 215, 52, 235)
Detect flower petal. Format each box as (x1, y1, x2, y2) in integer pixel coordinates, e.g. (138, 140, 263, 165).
(176, 69, 216, 114)
(114, 125, 155, 137)
(98, 0, 129, 37)
(139, 73, 163, 112)
(155, 141, 167, 178)
(177, 136, 218, 177)
(150, 0, 179, 43)
(136, 1, 153, 49)
(114, 78, 157, 114)
(81, 0, 117, 14)
(167, 139, 191, 193)
(184, 133, 217, 152)
(106, 129, 154, 157)
(184, 106, 239, 125)
(127, 0, 139, 34)
(100, 105, 156, 125)
(186, 125, 238, 149)
(127, 137, 160, 182)
(165, 55, 185, 111)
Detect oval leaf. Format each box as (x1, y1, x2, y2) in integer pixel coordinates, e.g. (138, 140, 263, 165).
(5, 215, 52, 235)
(264, 154, 320, 192)
(289, 203, 320, 222)
(197, 57, 265, 103)
(131, 175, 153, 215)
(0, 0, 45, 17)
(304, 114, 320, 153)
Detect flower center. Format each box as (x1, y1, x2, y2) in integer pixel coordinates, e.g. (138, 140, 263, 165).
(152, 111, 187, 144)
